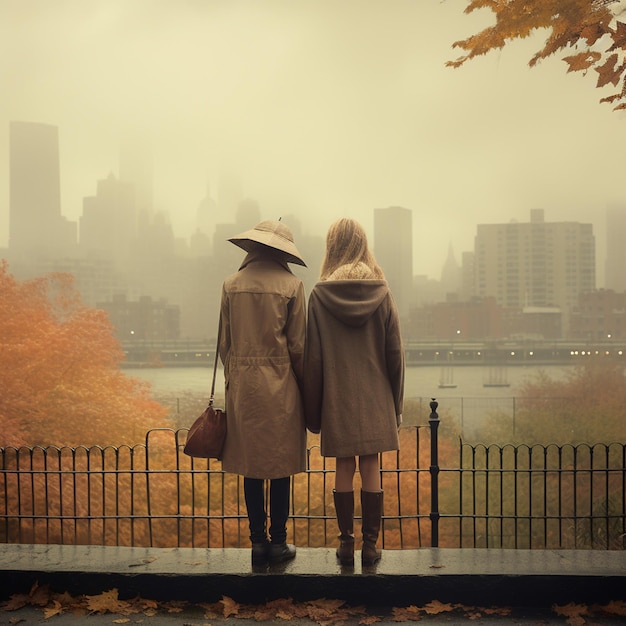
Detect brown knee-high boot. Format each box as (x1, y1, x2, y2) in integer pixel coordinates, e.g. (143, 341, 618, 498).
(333, 490, 354, 565)
(361, 490, 383, 565)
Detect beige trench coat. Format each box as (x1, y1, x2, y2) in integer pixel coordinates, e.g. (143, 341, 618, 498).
(304, 279, 404, 458)
(218, 250, 307, 479)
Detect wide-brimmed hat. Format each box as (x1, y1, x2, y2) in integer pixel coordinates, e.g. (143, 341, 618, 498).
(229, 220, 307, 267)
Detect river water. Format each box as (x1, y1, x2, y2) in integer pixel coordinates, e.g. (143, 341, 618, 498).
(125, 364, 572, 399)
(126, 364, 574, 439)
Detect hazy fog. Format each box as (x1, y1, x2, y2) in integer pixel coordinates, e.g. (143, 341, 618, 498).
(1, 0, 625, 280)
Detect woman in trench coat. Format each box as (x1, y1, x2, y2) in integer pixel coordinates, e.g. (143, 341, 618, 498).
(304, 218, 404, 566)
(219, 220, 307, 565)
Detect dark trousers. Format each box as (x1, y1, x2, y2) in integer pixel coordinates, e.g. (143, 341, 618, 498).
(243, 476, 290, 545)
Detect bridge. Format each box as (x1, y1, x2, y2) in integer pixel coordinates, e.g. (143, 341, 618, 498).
(119, 339, 626, 367)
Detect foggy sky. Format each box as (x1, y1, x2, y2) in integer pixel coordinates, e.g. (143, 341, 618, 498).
(1, 0, 625, 281)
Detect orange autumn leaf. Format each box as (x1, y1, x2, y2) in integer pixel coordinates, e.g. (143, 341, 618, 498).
(595, 53, 625, 87)
(449, 1, 626, 111)
(552, 602, 589, 625)
(84, 589, 133, 615)
(563, 51, 602, 74)
(422, 600, 456, 615)
(199, 601, 224, 619)
(594, 600, 626, 616)
(42, 600, 64, 619)
(161, 600, 187, 613)
(2, 594, 29, 611)
(391, 605, 421, 621)
(221, 596, 240, 617)
(483, 606, 512, 616)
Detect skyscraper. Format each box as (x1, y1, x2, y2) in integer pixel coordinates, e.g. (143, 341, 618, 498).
(474, 208, 595, 334)
(80, 172, 136, 262)
(374, 206, 413, 319)
(605, 203, 626, 292)
(119, 131, 153, 216)
(9, 120, 76, 257)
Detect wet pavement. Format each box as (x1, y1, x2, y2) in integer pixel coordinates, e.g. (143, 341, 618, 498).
(1, 545, 625, 625)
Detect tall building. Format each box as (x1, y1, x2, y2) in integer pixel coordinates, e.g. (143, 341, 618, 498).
(605, 203, 626, 292)
(80, 172, 136, 262)
(9, 121, 76, 257)
(119, 132, 153, 215)
(440, 242, 461, 298)
(459, 251, 475, 302)
(374, 206, 413, 319)
(474, 208, 595, 333)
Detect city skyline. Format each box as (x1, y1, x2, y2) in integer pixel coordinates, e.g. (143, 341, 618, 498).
(1, 1, 625, 282)
(3, 124, 621, 343)
(0, 117, 617, 286)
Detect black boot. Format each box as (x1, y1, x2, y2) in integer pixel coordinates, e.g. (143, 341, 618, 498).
(361, 490, 383, 565)
(333, 490, 355, 566)
(244, 477, 269, 564)
(268, 477, 296, 563)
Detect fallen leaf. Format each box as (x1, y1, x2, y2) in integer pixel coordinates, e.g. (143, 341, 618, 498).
(312, 599, 347, 612)
(359, 615, 381, 624)
(28, 583, 51, 607)
(161, 600, 187, 613)
(464, 610, 483, 620)
(198, 601, 223, 619)
(84, 589, 133, 615)
(482, 606, 511, 616)
(391, 605, 421, 621)
(139, 598, 159, 611)
(43, 600, 64, 619)
(594, 600, 626, 616)
(52, 591, 78, 607)
(422, 600, 455, 615)
(552, 602, 589, 626)
(220, 596, 240, 617)
(236, 604, 257, 619)
(112, 619, 130, 624)
(2, 595, 29, 612)
(305, 606, 335, 622)
(254, 606, 276, 621)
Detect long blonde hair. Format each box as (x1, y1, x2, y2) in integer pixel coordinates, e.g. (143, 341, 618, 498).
(320, 218, 385, 280)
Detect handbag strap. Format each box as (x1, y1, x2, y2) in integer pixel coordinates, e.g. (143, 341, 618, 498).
(209, 316, 222, 406)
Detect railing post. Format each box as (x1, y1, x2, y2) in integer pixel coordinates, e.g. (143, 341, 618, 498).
(429, 398, 440, 547)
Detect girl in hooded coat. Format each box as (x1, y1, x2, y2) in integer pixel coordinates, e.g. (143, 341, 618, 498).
(219, 220, 307, 565)
(304, 218, 404, 566)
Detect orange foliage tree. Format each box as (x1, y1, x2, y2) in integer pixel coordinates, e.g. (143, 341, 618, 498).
(448, 0, 626, 110)
(482, 359, 626, 443)
(0, 260, 169, 447)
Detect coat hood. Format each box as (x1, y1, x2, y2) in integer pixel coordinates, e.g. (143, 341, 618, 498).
(312, 279, 390, 328)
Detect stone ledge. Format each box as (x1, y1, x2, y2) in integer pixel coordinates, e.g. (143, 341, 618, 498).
(1, 544, 624, 607)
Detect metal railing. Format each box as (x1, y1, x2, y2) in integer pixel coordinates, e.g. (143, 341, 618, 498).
(452, 441, 626, 549)
(1, 401, 624, 549)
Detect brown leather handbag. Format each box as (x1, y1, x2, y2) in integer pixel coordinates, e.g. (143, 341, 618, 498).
(184, 320, 226, 459)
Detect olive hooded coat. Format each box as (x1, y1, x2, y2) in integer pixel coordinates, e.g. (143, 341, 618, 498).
(218, 249, 307, 479)
(304, 266, 404, 458)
